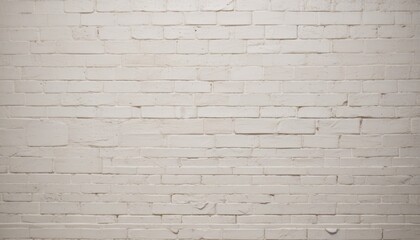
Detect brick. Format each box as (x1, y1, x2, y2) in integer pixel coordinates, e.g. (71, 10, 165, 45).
(140, 40, 176, 53)
(317, 119, 360, 134)
(39, 28, 72, 41)
(231, 66, 264, 80)
(26, 121, 68, 146)
(340, 135, 382, 148)
(350, 25, 377, 38)
(209, 40, 246, 53)
(236, 0, 268, 11)
(141, 106, 196, 118)
(178, 228, 222, 239)
(260, 135, 301, 148)
(40, 202, 80, 214)
(0, 94, 25, 105)
(129, 229, 177, 239)
(167, 0, 198, 11)
(266, 229, 307, 239)
(131, 0, 166, 11)
(285, 12, 319, 25)
(81, 203, 127, 214)
(177, 40, 208, 54)
(253, 12, 284, 25)
(363, 12, 394, 24)
(54, 158, 102, 173)
(56, 41, 104, 53)
(308, 228, 382, 239)
(223, 229, 264, 239)
(119, 134, 164, 147)
(185, 12, 216, 25)
(362, 119, 410, 134)
(303, 135, 339, 148)
(151, 12, 183, 25)
(81, 13, 116, 26)
(260, 107, 296, 117)
(271, 0, 300, 10)
(30, 228, 126, 239)
(165, 26, 197, 39)
(271, 94, 346, 106)
(234, 26, 264, 39)
(304, 0, 331, 11)
(153, 203, 216, 214)
(254, 204, 336, 214)
(10, 29, 39, 41)
(64, 0, 95, 13)
(167, 135, 213, 148)
(198, 107, 258, 118)
(96, 0, 131, 12)
(0, 228, 30, 238)
(132, 26, 163, 39)
(218, 12, 252, 25)
(333, 40, 364, 53)
(215, 135, 258, 147)
(320, 12, 362, 24)
(72, 26, 97, 40)
(235, 119, 278, 134)
(161, 119, 204, 134)
(266, 25, 297, 39)
(99, 27, 130, 40)
(105, 41, 140, 53)
(0, 203, 39, 214)
(281, 40, 330, 53)
(277, 119, 316, 134)
(204, 119, 233, 134)
(0, 1, 34, 14)
(0, 41, 29, 54)
(10, 157, 53, 173)
(199, 0, 234, 11)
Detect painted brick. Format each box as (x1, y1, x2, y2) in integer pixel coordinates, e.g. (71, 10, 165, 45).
(0, 0, 418, 238)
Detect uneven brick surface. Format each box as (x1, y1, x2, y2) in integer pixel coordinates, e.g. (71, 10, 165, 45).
(0, 0, 420, 239)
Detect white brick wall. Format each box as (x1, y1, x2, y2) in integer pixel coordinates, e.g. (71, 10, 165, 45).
(0, 0, 419, 239)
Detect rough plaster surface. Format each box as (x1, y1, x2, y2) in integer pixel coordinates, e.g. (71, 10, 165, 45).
(0, 0, 420, 239)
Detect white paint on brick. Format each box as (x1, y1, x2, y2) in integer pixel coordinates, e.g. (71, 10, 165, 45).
(0, 0, 419, 239)
(26, 120, 68, 146)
